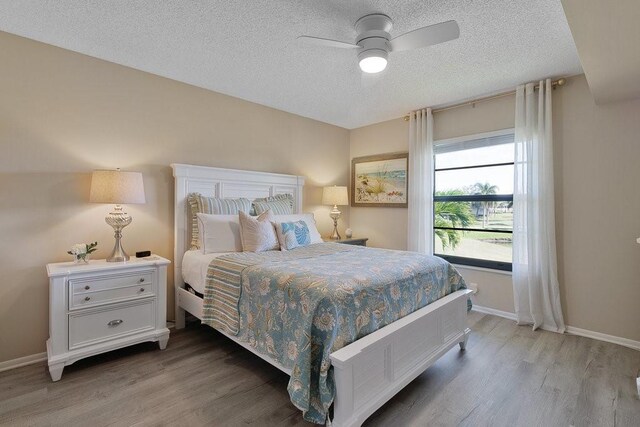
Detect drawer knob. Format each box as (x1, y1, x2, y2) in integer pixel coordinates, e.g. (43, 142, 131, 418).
(139, 278, 145, 283)
(84, 296, 91, 302)
(84, 285, 90, 290)
(140, 288, 145, 292)
(107, 319, 123, 327)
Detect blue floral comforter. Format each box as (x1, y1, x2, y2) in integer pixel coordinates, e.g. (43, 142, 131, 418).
(203, 243, 468, 424)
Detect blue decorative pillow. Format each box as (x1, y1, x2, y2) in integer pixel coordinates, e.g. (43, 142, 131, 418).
(275, 220, 311, 251)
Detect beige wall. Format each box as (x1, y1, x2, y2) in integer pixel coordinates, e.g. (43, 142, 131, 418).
(554, 75, 640, 341)
(0, 32, 350, 363)
(350, 74, 640, 341)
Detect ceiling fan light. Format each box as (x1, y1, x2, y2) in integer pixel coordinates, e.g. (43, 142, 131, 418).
(358, 49, 388, 73)
(359, 56, 387, 73)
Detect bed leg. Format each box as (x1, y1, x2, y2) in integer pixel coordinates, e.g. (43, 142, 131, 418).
(175, 287, 186, 329)
(459, 328, 471, 351)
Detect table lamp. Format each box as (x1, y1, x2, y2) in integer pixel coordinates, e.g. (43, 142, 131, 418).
(90, 169, 146, 262)
(322, 185, 348, 240)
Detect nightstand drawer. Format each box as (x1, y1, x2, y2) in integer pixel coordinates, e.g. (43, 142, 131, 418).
(70, 271, 153, 294)
(69, 282, 155, 310)
(68, 271, 154, 309)
(68, 300, 156, 350)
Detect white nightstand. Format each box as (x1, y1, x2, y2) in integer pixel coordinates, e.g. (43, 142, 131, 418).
(46, 255, 171, 381)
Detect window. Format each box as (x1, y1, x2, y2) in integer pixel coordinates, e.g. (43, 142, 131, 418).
(433, 131, 514, 271)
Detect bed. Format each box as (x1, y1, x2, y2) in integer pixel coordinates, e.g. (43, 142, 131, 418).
(172, 163, 472, 426)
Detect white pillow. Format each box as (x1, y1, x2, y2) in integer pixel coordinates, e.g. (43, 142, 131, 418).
(272, 213, 323, 244)
(239, 210, 279, 252)
(196, 213, 243, 253)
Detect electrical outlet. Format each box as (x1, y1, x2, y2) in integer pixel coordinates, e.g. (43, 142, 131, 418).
(468, 282, 479, 294)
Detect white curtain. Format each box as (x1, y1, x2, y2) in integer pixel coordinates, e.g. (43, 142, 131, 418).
(407, 108, 434, 254)
(513, 79, 565, 332)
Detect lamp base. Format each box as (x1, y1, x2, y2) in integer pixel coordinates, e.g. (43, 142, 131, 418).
(107, 236, 130, 262)
(105, 205, 132, 262)
(329, 206, 341, 240)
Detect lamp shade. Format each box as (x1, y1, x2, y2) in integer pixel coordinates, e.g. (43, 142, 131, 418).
(322, 186, 348, 206)
(89, 170, 146, 204)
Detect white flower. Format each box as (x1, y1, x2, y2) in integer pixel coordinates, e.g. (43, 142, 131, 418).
(70, 244, 87, 255)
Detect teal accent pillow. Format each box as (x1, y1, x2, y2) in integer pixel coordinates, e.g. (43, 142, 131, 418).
(275, 220, 311, 250)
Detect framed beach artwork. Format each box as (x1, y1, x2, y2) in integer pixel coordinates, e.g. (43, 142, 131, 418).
(351, 152, 409, 207)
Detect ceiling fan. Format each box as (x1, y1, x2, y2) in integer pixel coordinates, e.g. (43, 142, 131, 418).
(298, 14, 460, 73)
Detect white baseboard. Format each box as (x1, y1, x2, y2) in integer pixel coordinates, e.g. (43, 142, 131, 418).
(472, 305, 640, 351)
(565, 326, 640, 351)
(471, 304, 517, 321)
(0, 352, 47, 373)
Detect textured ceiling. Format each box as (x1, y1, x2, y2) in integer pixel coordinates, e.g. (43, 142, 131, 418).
(0, 0, 582, 129)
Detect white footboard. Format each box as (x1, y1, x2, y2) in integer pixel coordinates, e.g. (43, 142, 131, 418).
(330, 289, 473, 427)
(176, 284, 472, 426)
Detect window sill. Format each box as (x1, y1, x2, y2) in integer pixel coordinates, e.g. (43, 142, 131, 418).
(452, 264, 513, 276)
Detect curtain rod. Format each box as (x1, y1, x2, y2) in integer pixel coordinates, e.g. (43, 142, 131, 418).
(403, 77, 566, 121)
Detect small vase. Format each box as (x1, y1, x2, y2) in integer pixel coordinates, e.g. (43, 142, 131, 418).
(73, 254, 90, 264)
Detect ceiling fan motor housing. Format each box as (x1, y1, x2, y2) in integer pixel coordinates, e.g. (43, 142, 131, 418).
(355, 13, 392, 61)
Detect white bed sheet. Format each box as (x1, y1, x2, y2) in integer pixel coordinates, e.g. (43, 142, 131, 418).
(182, 250, 232, 294)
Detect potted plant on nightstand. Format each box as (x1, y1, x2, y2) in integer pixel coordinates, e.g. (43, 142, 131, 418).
(67, 242, 98, 264)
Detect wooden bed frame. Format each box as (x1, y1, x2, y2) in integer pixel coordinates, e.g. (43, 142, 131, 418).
(171, 163, 472, 427)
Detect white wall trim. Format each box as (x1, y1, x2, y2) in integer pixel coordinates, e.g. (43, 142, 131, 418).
(471, 304, 517, 321)
(472, 305, 640, 351)
(0, 352, 47, 373)
(565, 326, 640, 352)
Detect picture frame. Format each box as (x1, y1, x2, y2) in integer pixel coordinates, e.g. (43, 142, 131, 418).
(351, 152, 409, 207)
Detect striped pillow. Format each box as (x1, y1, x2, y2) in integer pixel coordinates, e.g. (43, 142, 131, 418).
(187, 193, 251, 249)
(253, 193, 294, 215)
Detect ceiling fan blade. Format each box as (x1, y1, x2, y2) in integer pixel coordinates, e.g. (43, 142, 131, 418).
(297, 36, 359, 49)
(390, 20, 459, 52)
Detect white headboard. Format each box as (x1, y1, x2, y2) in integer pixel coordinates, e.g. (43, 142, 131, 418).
(171, 163, 305, 288)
